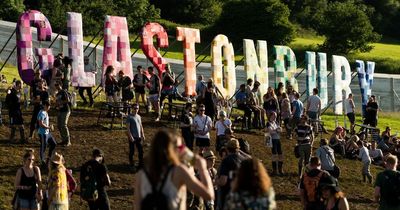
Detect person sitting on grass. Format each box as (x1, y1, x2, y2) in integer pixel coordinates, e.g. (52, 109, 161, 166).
(369, 141, 384, 166)
(344, 135, 359, 159)
(329, 127, 346, 157)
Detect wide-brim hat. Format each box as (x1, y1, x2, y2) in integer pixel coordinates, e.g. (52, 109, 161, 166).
(203, 150, 216, 160)
(51, 152, 64, 165)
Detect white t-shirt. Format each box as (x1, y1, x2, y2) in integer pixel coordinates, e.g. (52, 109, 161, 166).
(194, 115, 212, 139)
(359, 146, 371, 163)
(215, 119, 232, 136)
(369, 148, 383, 159)
(345, 98, 354, 114)
(307, 95, 321, 112)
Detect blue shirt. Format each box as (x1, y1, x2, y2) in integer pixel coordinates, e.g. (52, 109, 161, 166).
(235, 91, 247, 104)
(37, 110, 49, 134)
(292, 99, 303, 118)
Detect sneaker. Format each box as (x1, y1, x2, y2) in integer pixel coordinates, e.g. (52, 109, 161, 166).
(155, 117, 160, 122)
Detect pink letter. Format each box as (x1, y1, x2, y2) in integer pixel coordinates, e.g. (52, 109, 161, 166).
(176, 27, 200, 96)
(16, 10, 53, 85)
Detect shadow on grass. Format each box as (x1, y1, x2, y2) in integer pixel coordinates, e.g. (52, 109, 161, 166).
(275, 194, 300, 201)
(107, 163, 135, 174)
(0, 165, 20, 176)
(107, 188, 134, 197)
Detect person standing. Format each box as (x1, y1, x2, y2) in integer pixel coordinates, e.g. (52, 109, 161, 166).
(14, 149, 43, 210)
(160, 64, 175, 118)
(295, 115, 314, 177)
(374, 154, 400, 210)
(126, 103, 145, 169)
(280, 92, 291, 139)
(345, 93, 355, 132)
(133, 66, 149, 110)
(29, 79, 49, 140)
(104, 66, 119, 103)
(365, 95, 379, 127)
(196, 75, 206, 102)
(147, 67, 161, 121)
(61, 56, 73, 90)
(55, 82, 71, 146)
(180, 102, 194, 150)
(266, 112, 284, 176)
(215, 110, 232, 153)
(5, 80, 26, 143)
(117, 70, 134, 105)
(203, 79, 217, 121)
(78, 56, 95, 106)
(80, 149, 111, 210)
(289, 92, 303, 139)
(236, 84, 252, 129)
(47, 152, 69, 210)
(357, 140, 373, 183)
(37, 101, 57, 165)
(193, 104, 213, 153)
(306, 88, 322, 121)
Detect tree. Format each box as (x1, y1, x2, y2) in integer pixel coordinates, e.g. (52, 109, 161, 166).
(282, 0, 328, 30)
(364, 0, 400, 38)
(0, 0, 25, 22)
(209, 0, 295, 46)
(316, 1, 381, 54)
(150, 0, 222, 25)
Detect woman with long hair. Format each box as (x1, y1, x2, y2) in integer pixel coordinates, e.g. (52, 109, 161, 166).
(224, 158, 276, 210)
(320, 176, 349, 210)
(104, 65, 119, 103)
(134, 129, 214, 210)
(263, 87, 280, 121)
(14, 149, 43, 210)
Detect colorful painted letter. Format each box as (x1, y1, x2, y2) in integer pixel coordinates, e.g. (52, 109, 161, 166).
(16, 10, 53, 85)
(332, 55, 352, 115)
(273, 46, 298, 91)
(141, 22, 169, 77)
(102, 15, 133, 80)
(211, 35, 236, 98)
(176, 27, 200, 96)
(243, 39, 268, 102)
(356, 60, 375, 116)
(305, 52, 328, 108)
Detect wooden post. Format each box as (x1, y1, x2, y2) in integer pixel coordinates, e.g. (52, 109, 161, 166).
(391, 78, 395, 112)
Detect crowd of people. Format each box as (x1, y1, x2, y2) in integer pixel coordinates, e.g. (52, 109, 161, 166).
(3, 55, 400, 210)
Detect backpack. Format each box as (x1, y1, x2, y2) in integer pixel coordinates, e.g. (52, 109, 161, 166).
(381, 170, 400, 206)
(141, 166, 173, 210)
(303, 171, 323, 202)
(80, 162, 98, 201)
(238, 138, 251, 154)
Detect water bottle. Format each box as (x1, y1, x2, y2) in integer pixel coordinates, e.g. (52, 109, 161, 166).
(265, 133, 272, 147)
(178, 145, 195, 166)
(71, 92, 77, 108)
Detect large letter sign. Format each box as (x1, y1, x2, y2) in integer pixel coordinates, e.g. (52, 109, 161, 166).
(176, 27, 200, 96)
(67, 12, 95, 87)
(211, 35, 236, 98)
(16, 10, 53, 85)
(332, 55, 352, 115)
(141, 22, 169, 76)
(274, 46, 298, 91)
(305, 52, 328, 108)
(102, 15, 133, 80)
(356, 60, 375, 116)
(243, 39, 268, 102)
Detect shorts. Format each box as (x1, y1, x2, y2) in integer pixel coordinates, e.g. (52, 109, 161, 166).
(307, 111, 318, 120)
(148, 94, 160, 103)
(347, 112, 355, 124)
(196, 137, 211, 147)
(135, 86, 145, 94)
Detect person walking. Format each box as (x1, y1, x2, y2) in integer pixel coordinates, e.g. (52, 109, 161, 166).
(5, 80, 26, 143)
(295, 115, 314, 177)
(13, 149, 43, 210)
(315, 138, 336, 177)
(266, 112, 284, 176)
(147, 67, 161, 121)
(224, 158, 276, 210)
(357, 140, 373, 183)
(126, 103, 145, 169)
(78, 56, 95, 106)
(180, 102, 194, 150)
(133, 66, 149, 111)
(37, 101, 57, 166)
(80, 149, 111, 210)
(47, 152, 69, 210)
(306, 88, 321, 121)
(289, 92, 303, 139)
(55, 82, 71, 146)
(193, 104, 213, 153)
(29, 79, 49, 141)
(374, 154, 400, 210)
(160, 64, 176, 118)
(134, 129, 214, 210)
(319, 175, 349, 210)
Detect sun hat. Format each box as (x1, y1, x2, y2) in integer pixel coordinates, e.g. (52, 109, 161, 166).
(226, 139, 240, 150)
(51, 152, 64, 165)
(203, 150, 216, 160)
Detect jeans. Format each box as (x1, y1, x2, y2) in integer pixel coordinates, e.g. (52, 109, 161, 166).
(57, 111, 70, 143)
(362, 160, 372, 180)
(79, 87, 94, 105)
(39, 133, 57, 162)
(88, 190, 110, 210)
(298, 144, 312, 176)
(129, 138, 144, 167)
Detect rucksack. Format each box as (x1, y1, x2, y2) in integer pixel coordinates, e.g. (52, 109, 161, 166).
(381, 170, 400, 206)
(141, 166, 173, 210)
(80, 162, 98, 201)
(303, 171, 324, 202)
(238, 138, 251, 154)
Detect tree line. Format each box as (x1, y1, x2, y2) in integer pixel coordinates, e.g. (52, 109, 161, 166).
(1, 0, 399, 55)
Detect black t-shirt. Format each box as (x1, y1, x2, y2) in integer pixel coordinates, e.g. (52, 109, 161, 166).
(218, 153, 245, 200)
(6, 88, 22, 113)
(56, 90, 70, 112)
(81, 160, 108, 191)
(366, 101, 378, 118)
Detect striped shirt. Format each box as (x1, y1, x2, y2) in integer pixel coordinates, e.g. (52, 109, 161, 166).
(296, 124, 312, 144)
